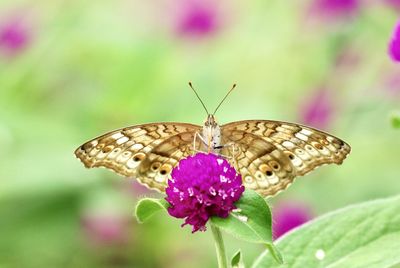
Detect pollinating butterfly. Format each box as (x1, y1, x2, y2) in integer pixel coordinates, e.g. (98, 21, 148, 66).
(75, 83, 350, 197)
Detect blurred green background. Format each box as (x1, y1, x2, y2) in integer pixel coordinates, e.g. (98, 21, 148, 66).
(0, 1, 399, 267)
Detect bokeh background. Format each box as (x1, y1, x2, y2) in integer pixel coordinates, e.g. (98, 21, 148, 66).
(0, 0, 399, 267)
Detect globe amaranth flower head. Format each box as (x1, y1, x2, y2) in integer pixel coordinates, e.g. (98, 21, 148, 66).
(0, 15, 31, 57)
(389, 20, 400, 62)
(309, 0, 360, 20)
(175, 0, 219, 38)
(385, 0, 400, 11)
(166, 153, 244, 233)
(272, 200, 313, 240)
(299, 87, 334, 130)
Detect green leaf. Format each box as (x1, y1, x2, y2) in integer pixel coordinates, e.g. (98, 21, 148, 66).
(134, 198, 169, 223)
(211, 189, 282, 264)
(231, 250, 245, 268)
(252, 195, 400, 268)
(391, 113, 400, 129)
(265, 243, 284, 265)
(211, 189, 272, 243)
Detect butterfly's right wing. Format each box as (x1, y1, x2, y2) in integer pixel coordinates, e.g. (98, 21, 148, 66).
(75, 123, 201, 192)
(221, 120, 350, 197)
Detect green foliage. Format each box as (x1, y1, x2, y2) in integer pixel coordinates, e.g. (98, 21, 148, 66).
(252, 195, 400, 268)
(135, 198, 169, 223)
(134, 190, 282, 265)
(231, 250, 245, 268)
(391, 112, 400, 129)
(211, 190, 272, 243)
(211, 190, 282, 264)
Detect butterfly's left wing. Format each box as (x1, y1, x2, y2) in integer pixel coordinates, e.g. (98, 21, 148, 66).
(221, 120, 351, 197)
(219, 129, 297, 197)
(75, 122, 201, 192)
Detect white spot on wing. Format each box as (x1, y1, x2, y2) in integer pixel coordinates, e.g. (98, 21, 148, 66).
(107, 148, 121, 159)
(297, 151, 311, 161)
(295, 132, 309, 141)
(142, 147, 151, 153)
(245, 176, 254, 183)
(155, 175, 166, 183)
(111, 132, 124, 139)
(126, 158, 140, 168)
(326, 136, 335, 142)
(116, 136, 129, 145)
(90, 140, 98, 147)
(117, 151, 131, 163)
(291, 155, 303, 166)
(217, 159, 224, 165)
(131, 143, 144, 150)
(300, 129, 313, 136)
(282, 141, 295, 149)
(267, 175, 279, 185)
(89, 148, 100, 157)
(257, 179, 270, 188)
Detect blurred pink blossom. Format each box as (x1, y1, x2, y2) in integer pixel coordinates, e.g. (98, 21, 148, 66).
(309, 0, 360, 20)
(381, 70, 400, 98)
(0, 15, 31, 57)
(389, 20, 400, 62)
(130, 181, 154, 197)
(335, 46, 362, 70)
(175, 0, 220, 38)
(385, 0, 400, 10)
(272, 201, 314, 240)
(299, 88, 334, 130)
(82, 213, 130, 245)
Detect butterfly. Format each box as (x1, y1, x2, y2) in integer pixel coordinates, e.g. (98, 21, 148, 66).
(75, 83, 350, 197)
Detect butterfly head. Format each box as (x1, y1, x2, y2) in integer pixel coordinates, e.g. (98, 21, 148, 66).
(204, 114, 218, 128)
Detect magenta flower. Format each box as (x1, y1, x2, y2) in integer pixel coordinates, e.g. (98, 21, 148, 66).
(299, 88, 334, 130)
(0, 17, 31, 56)
(389, 20, 400, 62)
(385, 0, 400, 10)
(309, 0, 360, 20)
(166, 153, 244, 233)
(176, 0, 219, 38)
(272, 201, 313, 240)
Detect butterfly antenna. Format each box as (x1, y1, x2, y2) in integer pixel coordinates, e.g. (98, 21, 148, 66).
(213, 83, 236, 115)
(188, 82, 210, 115)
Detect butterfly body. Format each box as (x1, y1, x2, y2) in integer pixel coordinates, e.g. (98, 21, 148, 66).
(199, 114, 222, 153)
(75, 116, 350, 197)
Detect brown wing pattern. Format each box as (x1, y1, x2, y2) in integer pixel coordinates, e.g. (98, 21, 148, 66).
(220, 130, 296, 197)
(75, 123, 201, 192)
(221, 120, 351, 197)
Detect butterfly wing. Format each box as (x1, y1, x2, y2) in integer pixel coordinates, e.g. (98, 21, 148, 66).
(221, 120, 351, 197)
(219, 130, 297, 197)
(75, 122, 201, 192)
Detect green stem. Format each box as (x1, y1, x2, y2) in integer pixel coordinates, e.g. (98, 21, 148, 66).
(210, 223, 228, 268)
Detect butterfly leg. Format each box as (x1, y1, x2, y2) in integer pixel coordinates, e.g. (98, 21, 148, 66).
(227, 143, 240, 170)
(213, 142, 240, 170)
(192, 132, 207, 155)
